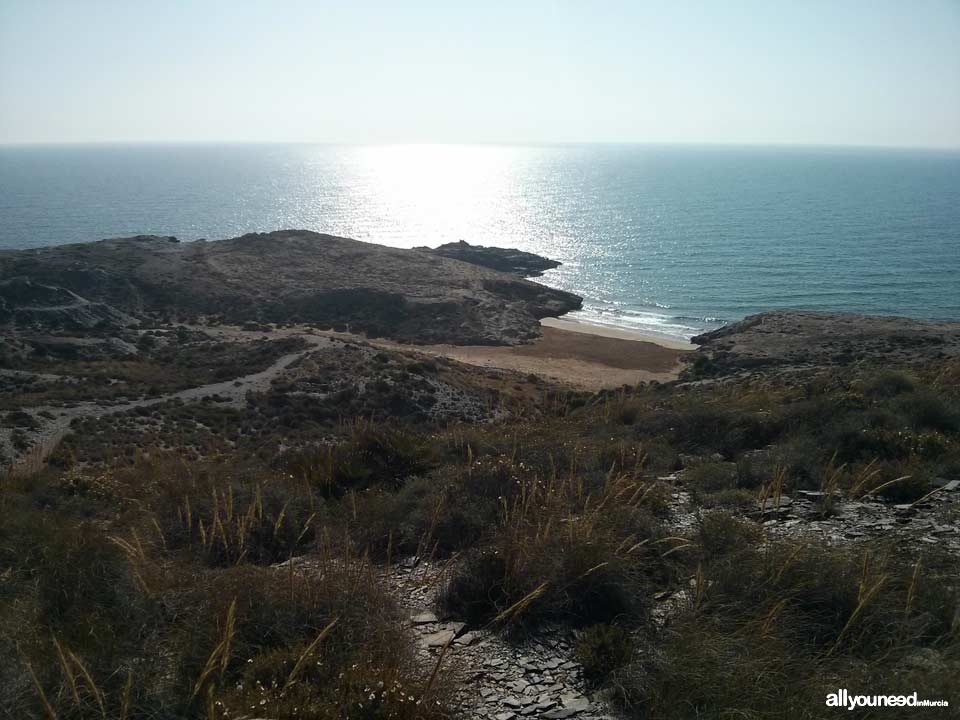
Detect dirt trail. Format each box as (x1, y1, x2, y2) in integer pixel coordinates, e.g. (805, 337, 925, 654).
(6, 319, 691, 473)
(6, 333, 333, 475)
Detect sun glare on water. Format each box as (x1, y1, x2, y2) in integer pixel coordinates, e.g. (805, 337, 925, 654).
(348, 144, 525, 248)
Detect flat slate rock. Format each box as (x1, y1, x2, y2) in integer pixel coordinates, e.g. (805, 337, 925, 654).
(421, 629, 456, 647)
(410, 611, 438, 624)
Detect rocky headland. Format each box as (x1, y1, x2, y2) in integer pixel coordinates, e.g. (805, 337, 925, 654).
(0, 230, 581, 345)
(425, 240, 563, 277)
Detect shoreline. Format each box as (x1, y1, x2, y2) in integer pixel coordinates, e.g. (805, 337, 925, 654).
(540, 317, 696, 350)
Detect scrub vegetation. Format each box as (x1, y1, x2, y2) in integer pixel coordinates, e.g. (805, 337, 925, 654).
(2, 354, 959, 719)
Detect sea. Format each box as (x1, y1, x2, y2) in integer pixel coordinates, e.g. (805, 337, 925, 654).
(1, 143, 958, 342)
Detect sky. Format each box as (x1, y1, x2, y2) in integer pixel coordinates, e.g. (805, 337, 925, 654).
(1, 0, 959, 148)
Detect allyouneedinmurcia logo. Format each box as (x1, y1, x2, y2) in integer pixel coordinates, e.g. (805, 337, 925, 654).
(826, 689, 949, 710)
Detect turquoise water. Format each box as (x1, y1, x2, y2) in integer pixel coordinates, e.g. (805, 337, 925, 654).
(1, 144, 958, 340)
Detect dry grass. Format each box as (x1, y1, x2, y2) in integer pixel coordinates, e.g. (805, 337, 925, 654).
(3, 356, 959, 717)
(1, 459, 453, 719)
(611, 514, 960, 719)
(440, 465, 677, 630)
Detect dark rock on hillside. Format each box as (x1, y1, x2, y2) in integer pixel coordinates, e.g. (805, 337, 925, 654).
(427, 240, 562, 277)
(0, 231, 582, 345)
(689, 310, 960, 377)
(0, 278, 138, 330)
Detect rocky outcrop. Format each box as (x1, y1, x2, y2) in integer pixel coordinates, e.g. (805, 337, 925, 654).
(0, 231, 582, 345)
(427, 240, 562, 277)
(689, 310, 960, 377)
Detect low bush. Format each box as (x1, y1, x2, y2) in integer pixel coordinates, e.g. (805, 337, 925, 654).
(576, 623, 636, 684)
(849, 459, 934, 503)
(683, 462, 738, 493)
(283, 421, 437, 497)
(694, 510, 762, 560)
(346, 456, 521, 560)
(896, 390, 960, 433)
(863, 370, 916, 398)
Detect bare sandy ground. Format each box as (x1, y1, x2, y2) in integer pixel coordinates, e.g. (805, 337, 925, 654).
(371, 319, 694, 390)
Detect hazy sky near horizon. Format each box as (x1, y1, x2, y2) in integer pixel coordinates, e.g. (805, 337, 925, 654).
(1, 0, 959, 148)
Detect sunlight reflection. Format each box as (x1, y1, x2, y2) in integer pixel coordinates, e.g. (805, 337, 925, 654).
(351, 144, 520, 246)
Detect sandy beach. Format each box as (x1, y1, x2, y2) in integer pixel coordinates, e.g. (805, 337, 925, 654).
(376, 317, 695, 390)
(540, 317, 695, 350)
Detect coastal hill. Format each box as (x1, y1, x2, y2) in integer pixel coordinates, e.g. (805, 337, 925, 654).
(691, 309, 960, 377)
(2, 233, 959, 719)
(0, 231, 582, 345)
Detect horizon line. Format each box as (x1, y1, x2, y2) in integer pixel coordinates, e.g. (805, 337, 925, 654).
(2, 139, 960, 153)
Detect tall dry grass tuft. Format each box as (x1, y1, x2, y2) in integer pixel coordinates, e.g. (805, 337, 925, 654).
(607, 525, 959, 719)
(441, 465, 677, 630)
(190, 598, 237, 701)
(171, 482, 316, 566)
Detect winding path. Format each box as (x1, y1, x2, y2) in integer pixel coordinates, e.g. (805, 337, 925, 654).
(6, 332, 333, 475)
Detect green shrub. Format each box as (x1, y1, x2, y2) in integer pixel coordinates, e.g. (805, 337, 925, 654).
(576, 623, 636, 684)
(896, 391, 960, 433)
(863, 370, 916, 398)
(616, 617, 821, 719)
(698, 487, 756, 510)
(683, 462, 738, 493)
(695, 510, 762, 561)
(853, 460, 933, 503)
(284, 422, 437, 497)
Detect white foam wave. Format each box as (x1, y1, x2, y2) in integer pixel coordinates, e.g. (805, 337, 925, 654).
(569, 303, 726, 341)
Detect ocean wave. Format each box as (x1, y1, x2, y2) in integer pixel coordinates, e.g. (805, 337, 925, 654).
(570, 304, 726, 341)
(673, 315, 727, 324)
